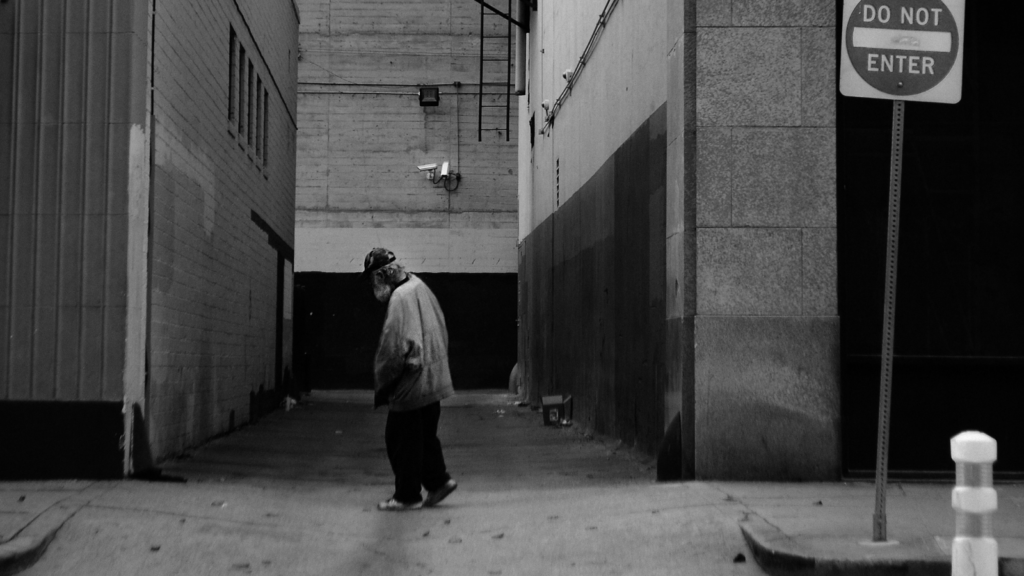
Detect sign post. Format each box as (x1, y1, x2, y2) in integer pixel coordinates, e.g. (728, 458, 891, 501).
(839, 0, 966, 543)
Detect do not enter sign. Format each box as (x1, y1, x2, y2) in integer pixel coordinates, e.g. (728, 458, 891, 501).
(840, 0, 965, 103)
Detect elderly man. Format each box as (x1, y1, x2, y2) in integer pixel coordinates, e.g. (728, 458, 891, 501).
(362, 248, 458, 511)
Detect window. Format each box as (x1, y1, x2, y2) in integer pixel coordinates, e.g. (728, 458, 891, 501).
(237, 46, 247, 136)
(247, 61, 255, 148)
(229, 28, 271, 170)
(256, 77, 263, 158)
(228, 27, 237, 124)
(263, 88, 269, 167)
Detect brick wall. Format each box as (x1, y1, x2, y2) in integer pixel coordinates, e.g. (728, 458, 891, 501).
(147, 0, 297, 459)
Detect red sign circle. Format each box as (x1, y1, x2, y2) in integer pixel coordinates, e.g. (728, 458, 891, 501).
(846, 0, 959, 96)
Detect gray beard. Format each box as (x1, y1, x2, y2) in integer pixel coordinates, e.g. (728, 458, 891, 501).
(373, 282, 393, 303)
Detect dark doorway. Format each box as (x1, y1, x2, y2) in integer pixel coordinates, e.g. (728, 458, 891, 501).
(294, 272, 518, 391)
(838, 0, 1024, 477)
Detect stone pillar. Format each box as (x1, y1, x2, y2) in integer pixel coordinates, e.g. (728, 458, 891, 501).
(665, 0, 698, 480)
(691, 0, 840, 480)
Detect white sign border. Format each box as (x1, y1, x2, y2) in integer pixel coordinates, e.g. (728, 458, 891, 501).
(839, 0, 966, 104)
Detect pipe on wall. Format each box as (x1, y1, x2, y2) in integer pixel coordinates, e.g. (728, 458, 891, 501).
(514, 0, 528, 95)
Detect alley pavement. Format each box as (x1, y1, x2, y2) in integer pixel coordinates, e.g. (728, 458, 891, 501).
(1, 390, 1022, 576)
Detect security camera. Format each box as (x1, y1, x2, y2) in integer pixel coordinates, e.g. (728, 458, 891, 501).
(562, 68, 573, 81)
(540, 99, 550, 111)
(440, 161, 450, 179)
(418, 163, 438, 179)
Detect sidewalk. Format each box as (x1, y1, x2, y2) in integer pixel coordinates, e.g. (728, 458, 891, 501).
(2, 390, 1022, 575)
(735, 482, 1024, 576)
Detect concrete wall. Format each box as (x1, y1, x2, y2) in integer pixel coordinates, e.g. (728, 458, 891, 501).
(146, 0, 298, 459)
(294, 0, 518, 274)
(520, 0, 841, 478)
(689, 0, 840, 479)
(519, 0, 669, 454)
(524, 0, 667, 230)
(520, 107, 667, 453)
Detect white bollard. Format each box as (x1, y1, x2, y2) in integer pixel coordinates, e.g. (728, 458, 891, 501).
(950, 431, 998, 576)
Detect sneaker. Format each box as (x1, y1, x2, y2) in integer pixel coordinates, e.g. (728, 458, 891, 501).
(423, 480, 457, 507)
(377, 498, 422, 511)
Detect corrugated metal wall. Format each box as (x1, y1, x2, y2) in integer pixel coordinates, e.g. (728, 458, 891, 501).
(1, 1, 142, 402)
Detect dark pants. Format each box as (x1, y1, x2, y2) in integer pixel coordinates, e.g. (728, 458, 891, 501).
(385, 401, 450, 504)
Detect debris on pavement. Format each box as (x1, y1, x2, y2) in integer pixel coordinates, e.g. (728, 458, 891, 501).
(733, 553, 746, 563)
(150, 545, 161, 552)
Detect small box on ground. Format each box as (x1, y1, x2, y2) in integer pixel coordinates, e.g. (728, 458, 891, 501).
(541, 395, 573, 426)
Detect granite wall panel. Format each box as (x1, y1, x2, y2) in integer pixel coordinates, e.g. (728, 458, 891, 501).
(801, 27, 837, 127)
(697, 228, 803, 316)
(695, 128, 732, 227)
(731, 128, 836, 228)
(696, 28, 801, 127)
(801, 227, 837, 316)
(695, 315, 840, 479)
(732, 0, 835, 27)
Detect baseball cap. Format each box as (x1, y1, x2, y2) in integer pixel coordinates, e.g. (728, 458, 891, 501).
(360, 247, 396, 279)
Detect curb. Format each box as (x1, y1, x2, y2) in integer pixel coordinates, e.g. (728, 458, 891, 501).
(0, 532, 58, 576)
(0, 489, 99, 576)
(740, 518, 1024, 576)
(739, 518, 948, 576)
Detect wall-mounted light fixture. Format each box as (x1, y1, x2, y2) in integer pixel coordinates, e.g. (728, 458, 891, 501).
(418, 87, 440, 106)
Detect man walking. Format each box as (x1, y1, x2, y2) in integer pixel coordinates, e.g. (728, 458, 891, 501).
(362, 248, 458, 511)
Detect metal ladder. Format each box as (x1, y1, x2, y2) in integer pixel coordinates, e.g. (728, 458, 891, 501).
(478, 0, 513, 141)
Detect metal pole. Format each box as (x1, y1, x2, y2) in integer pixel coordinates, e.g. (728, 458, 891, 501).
(505, 0, 511, 141)
(478, 0, 484, 142)
(872, 99, 906, 543)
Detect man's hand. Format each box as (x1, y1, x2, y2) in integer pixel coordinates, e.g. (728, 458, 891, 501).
(373, 389, 389, 409)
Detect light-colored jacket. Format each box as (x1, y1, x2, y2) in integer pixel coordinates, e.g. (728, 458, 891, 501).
(374, 274, 455, 411)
